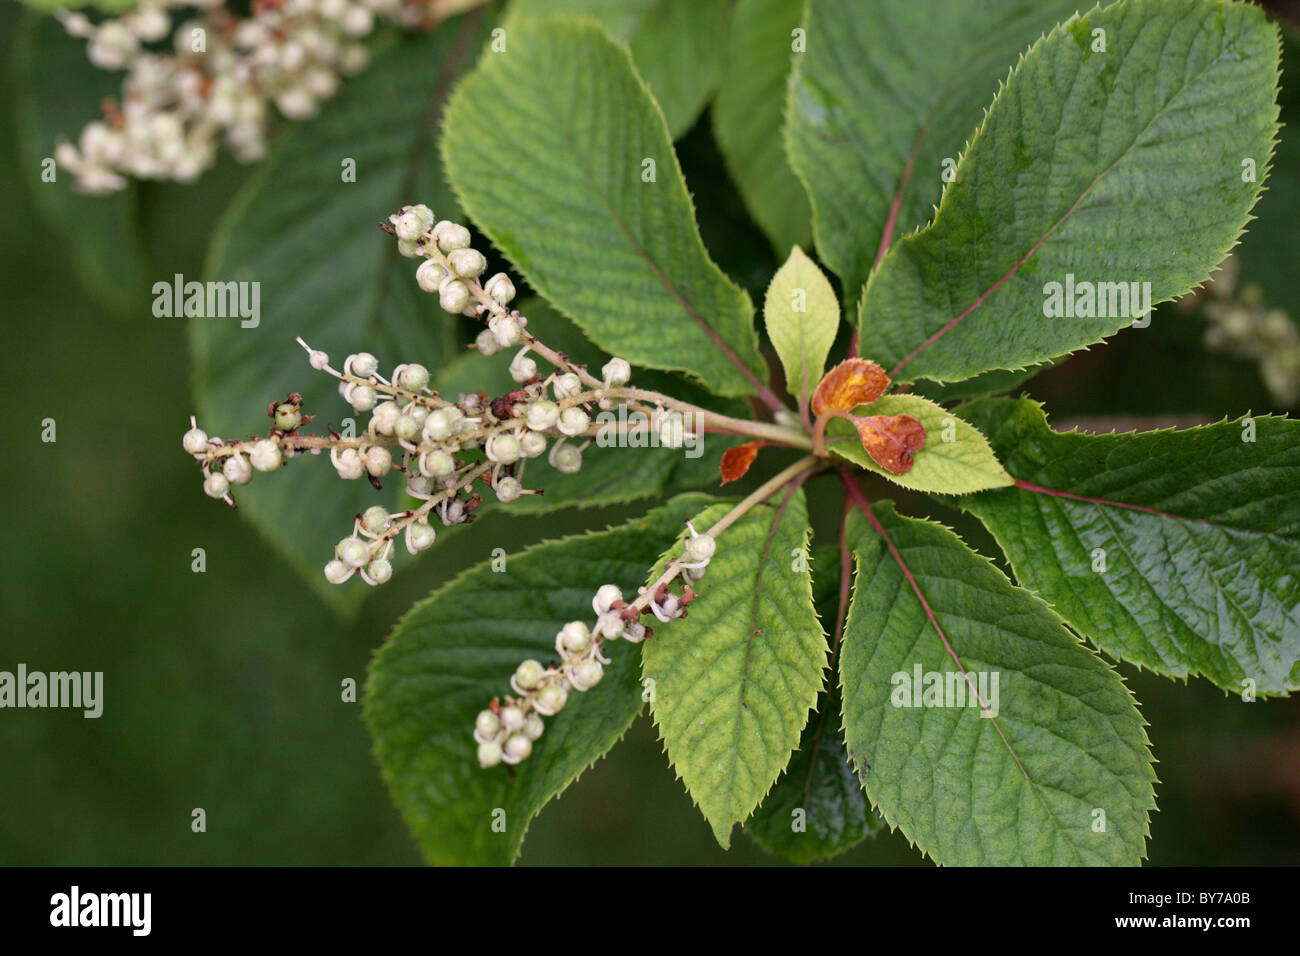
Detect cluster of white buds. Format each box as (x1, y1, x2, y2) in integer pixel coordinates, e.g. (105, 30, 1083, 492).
(185, 202, 652, 589)
(474, 522, 719, 769)
(473, 583, 650, 768)
(53, 0, 476, 193)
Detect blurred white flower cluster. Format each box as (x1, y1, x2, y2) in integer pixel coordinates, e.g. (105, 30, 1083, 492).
(53, 0, 482, 192)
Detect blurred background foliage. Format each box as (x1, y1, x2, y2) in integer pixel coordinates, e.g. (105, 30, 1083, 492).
(1, 0, 1297, 865)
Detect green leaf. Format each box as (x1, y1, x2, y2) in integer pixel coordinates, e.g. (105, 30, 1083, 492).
(959, 397, 1300, 696)
(826, 393, 1012, 494)
(786, 0, 1082, 300)
(642, 490, 827, 846)
(841, 501, 1156, 865)
(12, 12, 150, 316)
(857, 0, 1282, 383)
(510, 0, 728, 139)
(712, 0, 811, 252)
(442, 15, 767, 399)
(365, 493, 715, 866)
(746, 547, 879, 863)
(764, 246, 840, 406)
(192, 15, 495, 613)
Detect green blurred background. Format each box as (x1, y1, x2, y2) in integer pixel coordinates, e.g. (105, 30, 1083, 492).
(1, 1, 1298, 866)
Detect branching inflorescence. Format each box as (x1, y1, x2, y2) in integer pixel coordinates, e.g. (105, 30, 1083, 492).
(53, 0, 486, 193)
(183, 203, 818, 768)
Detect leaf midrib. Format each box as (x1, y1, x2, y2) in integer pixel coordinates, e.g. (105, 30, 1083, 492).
(889, 23, 1240, 378)
(852, 497, 1081, 864)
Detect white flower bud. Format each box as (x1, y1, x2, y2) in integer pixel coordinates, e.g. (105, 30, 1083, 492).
(658, 411, 686, 448)
(475, 709, 500, 739)
(571, 659, 604, 691)
(397, 238, 420, 258)
(405, 521, 436, 553)
(596, 612, 625, 640)
(350, 384, 376, 413)
(309, 349, 330, 370)
(552, 373, 582, 399)
(447, 247, 487, 278)
(406, 474, 434, 497)
(524, 713, 545, 741)
(524, 400, 560, 431)
(394, 211, 422, 242)
(324, 559, 352, 584)
(348, 352, 379, 378)
(509, 354, 538, 383)
(593, 584, 623, 615)
(534, 683, 568, 715)
(477, 740, 503, 768)
(557, 407, 590, 437)
(475, 328, 502, 356)
(250, 439, 282, 472)
(394, 415, 420, 442)
(503, 734, 533, 763)
(203, 472, 229, 499)
(439, 277, 470, 314)
(333, 448, 365, 479)
(397, 364, 429, 392)
(364, 558, 392, 585)
(341, 5, 373, 37)
(437, 223, 471, 252)
(371, 401, 401, 434)
(364, 446, 392, 477)
(495, 476, 522, 502)
(549, 443, 582, 474)
(183, 427, 209, 455)
(623, 621, 647, 644)
(602, 357, 631, 387)
(361, 505, 389, 535)
(486, 433, 521, 464)
(488, 314, 522, 348)
(416, 258, 445, 293)
(500, 706, 525, 733)
(420, 449, 455, 478)
(519, 431, 547, 458)
(410, 204, 435, 228)
(556, 621, 590, 655)
(514, 659, 544, 691)
(222, 453, 252, 485)
(685, 534, 716, 564)
(484, 272, 516, 305)
(275, 88, 318, 121)
(337, 537, 369, 569)
(423, 407, 462, 441)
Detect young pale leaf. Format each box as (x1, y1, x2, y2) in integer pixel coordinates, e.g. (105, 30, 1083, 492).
(764, 247, 840, 406)
(746, 548, 879, 863)
(959, 398, 1300, 696)
(192, 15, 494, 613)
(713, 0, 812, 252)
(858, 0, 1282, 383)
(786, 0, 1082, 299)
(841, 501, 1156, 866)
(442, 16, 767, 399)
(826, 394, 1012, 494)
(643, 491, 827, 847)
(13, 13, 150, 316)
(365, 493, 716, 866)
(511, 0, 728, 139)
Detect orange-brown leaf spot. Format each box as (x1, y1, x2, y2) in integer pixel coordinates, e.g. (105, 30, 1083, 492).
(811, 358, 890, 416)
(720, 441, 766, 484)
(854, 414, 926, 474)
